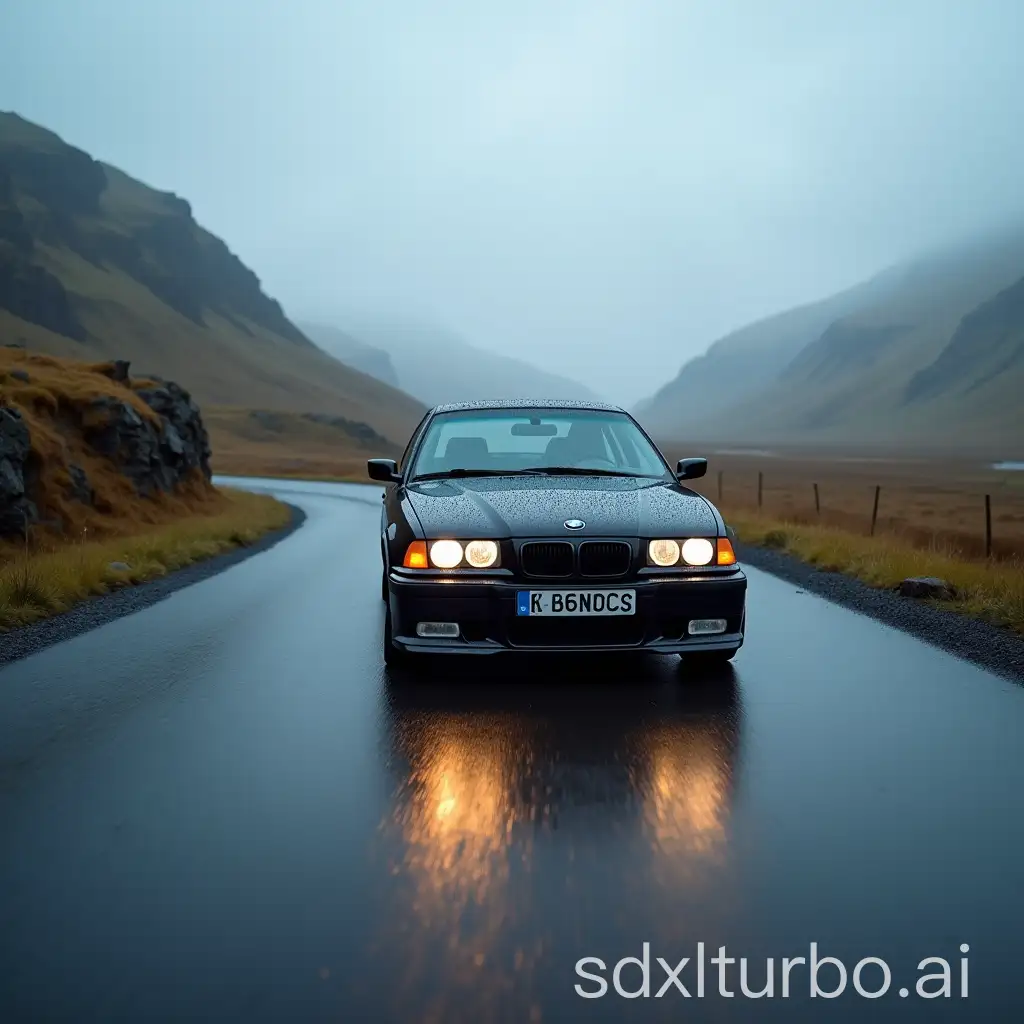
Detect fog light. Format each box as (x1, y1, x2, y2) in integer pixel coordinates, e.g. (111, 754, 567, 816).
(688, 618, 727, 635)
(416, 621, 459, 638)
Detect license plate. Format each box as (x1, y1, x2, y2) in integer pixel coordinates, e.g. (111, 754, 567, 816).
(516, 590, 636, 616)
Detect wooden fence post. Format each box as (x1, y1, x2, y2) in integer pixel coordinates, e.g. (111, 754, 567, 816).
(717, 470, 723, 503)
(813, 482, 820, 516)
(985, 494, 992, 559)
(757, 471, 763, 509)
(870, 485, 881, 536)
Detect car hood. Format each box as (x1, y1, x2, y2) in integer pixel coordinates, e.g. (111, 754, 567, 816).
(404, 475, 719, 538)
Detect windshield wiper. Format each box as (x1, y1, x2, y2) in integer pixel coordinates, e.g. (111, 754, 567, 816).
(410, 468, 535, 482)
(517, 466, 641, 477)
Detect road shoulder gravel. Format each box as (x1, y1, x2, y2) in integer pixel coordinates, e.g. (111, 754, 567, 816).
(0, 504, 306, 669)
(738, 541, 1024, 684)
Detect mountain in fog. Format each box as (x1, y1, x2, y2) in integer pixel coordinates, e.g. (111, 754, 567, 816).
(0, 112, 425, 445)
(637, 225, 1024, 452)
(306, 314, 603, 407)
(634, 267, 908, 425)
(298, 321, 399, 388)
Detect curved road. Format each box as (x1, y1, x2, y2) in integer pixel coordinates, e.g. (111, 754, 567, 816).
(1, 479, 1022, 1022)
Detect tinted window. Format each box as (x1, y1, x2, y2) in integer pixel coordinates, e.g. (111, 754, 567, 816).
(409, 408, 670, 479)
(399, 413, 430, 471)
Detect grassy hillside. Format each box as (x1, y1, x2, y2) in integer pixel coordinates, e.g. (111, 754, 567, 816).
(0, 112, 425, 449)
(905, 274, 1024, 407)
(639, 226, 1024, 452)
(206, 406, 401, 480)
(319, 315, 603, 406)
(635, 265, 907, 426)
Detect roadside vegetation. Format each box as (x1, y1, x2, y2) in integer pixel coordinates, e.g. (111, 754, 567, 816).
(724, 512, 1024, 633)
(674, 449, 1024, 634)
(1, 349, 293, 630)
(0, 487, 290, 630)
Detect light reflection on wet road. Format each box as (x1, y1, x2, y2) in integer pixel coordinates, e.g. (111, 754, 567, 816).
(368, 664, 743, 1022)
(0, 479, 1022, 1022)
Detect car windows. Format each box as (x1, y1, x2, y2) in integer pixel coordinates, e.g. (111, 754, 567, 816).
(399, 413, 430, 472)
(607, 420, 661, 475)
(409, 409, 671, 478)
(427, 418, 568, 458)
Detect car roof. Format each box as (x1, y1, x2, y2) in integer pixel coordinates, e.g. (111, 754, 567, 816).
(430, 398, 627, 414)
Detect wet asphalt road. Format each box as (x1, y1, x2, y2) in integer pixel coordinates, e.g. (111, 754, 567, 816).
(1, 479, 1023, 1023)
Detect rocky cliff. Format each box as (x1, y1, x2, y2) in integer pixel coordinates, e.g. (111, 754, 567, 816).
(0, 111, 426, 447)
(0, 349, 211, 539)
(0, 116, 301, 345)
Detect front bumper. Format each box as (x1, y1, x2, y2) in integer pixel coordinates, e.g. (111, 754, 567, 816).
(388, 569, 747, 655)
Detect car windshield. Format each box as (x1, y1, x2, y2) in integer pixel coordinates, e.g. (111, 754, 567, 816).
(408, 408, 672, 481)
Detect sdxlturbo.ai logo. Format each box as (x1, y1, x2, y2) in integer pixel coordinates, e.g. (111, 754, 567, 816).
(575, 943, 970, 1001)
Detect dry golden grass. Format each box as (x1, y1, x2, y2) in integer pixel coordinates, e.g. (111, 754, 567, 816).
(0, 487, 291, 630)
(1, 349, 159, 420)
(665, 447, 1024, 561)
(725, 510, 1024, 633)
(206, 406, 398, 482)
(661, 447, 1024, 632)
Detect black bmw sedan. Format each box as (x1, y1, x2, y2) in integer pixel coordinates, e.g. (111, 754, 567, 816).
(368, 400, 746, 668)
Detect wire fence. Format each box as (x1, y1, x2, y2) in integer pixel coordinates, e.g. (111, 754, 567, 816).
(693, 470, 1016, 563)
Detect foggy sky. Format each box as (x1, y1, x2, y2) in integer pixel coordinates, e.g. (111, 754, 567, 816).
(2, 0, 1023, 403)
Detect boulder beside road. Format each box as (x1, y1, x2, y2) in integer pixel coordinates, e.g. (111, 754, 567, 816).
(0, 357, 212, 538)
(0, 405, 36, 535)
(898, 576, 957, 600)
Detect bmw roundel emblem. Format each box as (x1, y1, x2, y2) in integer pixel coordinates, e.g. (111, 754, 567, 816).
(564, 519, 585, 530)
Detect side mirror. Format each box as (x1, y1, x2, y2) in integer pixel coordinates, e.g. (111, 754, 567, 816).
(367, 458, 401, 483)
(676, 457, 708, 480)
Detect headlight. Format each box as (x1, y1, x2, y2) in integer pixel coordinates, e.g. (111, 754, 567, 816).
(648, 538, 681, 566)
(647, 537, 725, 567)
(464, 539, 499, 568)
(680, 537, 715, 566)
(429, 539, 464, 568)
(413, 539, 501, 569)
